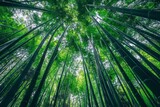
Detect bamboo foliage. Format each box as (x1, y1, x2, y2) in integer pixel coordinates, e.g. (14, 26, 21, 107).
(0, 0, 160, 107)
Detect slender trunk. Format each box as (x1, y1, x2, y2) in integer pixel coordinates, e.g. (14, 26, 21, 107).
(124, 42, 160, 77)
(0, 55, 25, 83)
(0, 19, 51, 57)
(92, 42, 117, 106)
(102, 37, 147, 106)
(0, 0, 52, 12)
(29, 26, 68, 107)
(106, 17, 160, 42)
(99, 18, 160, 59)
(0, 33, 39, 61)
(20, 24, 61, 107)
(52, 53, 69, 107)
(79, 46, 99, 107)
(138, 22, 160, 37)
(0, 23, 56, 107)
(88, 5, 160, 21)
(93, 17, 160, 99)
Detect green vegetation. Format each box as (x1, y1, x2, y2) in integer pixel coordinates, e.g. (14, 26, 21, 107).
(0, 0, 160, 107)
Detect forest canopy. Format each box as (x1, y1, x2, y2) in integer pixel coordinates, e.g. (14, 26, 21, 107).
(0, 0, 160, 107)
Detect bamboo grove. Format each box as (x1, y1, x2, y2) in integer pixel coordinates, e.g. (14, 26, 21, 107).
(0, 0, 160, 107)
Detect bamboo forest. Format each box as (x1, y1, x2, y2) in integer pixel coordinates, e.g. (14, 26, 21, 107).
(0, 0, 160, 107)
